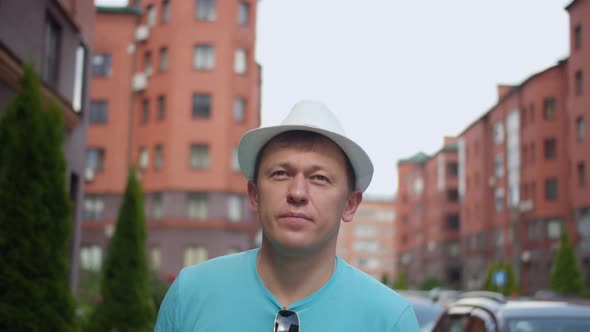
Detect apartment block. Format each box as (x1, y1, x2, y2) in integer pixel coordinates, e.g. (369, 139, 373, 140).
(0, 0, 95, 289)
(81, 0, 261, 278)
(567, 0, 590, 289)
(338, 198, 396, 282)
(395, 0, 590, 293)
(395, 140, 461, 289)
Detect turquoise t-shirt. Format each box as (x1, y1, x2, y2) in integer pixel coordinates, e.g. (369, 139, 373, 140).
(155, 249, 419, 331)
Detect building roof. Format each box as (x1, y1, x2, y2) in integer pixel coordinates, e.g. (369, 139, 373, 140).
(398, 152, 429, 165)
(441, 142, 458, 152)
(96, 6, 142, 16)
(565, 0, 579, 11)
(457, 59, 568, 137)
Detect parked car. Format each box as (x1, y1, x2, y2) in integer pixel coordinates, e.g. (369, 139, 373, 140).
(431, 291, 590, 332)
(402, 293, 443, 332)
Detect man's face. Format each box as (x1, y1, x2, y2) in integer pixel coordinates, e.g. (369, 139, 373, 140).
(247, 135, 362, 255)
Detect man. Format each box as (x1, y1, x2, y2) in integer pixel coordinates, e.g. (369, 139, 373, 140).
(155, 100, 419, 331)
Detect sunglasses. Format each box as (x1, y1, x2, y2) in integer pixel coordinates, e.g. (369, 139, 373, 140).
(274, 309, 300, 332)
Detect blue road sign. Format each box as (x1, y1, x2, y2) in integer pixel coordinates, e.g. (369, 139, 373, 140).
(493, 270, 507, 287)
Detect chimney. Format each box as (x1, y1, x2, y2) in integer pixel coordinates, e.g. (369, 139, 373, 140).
(497, 84, 514, 100)
(443, 136, 457, 145)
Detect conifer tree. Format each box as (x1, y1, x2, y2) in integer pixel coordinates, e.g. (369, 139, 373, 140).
(85, 169, 155, 332)
(550, 229, 584, 295)
(482, 261, 518, 296)
(0, 64, 78, 331)
(393, 271, 409, 290)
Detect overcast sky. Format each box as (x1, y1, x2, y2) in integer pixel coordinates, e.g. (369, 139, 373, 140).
(96, 0, 572, 197)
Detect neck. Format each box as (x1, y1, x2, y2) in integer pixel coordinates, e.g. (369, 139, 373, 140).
(257, 240, 337, 308)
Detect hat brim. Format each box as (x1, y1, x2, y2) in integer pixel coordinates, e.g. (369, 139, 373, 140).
(238, 124, 374, 192)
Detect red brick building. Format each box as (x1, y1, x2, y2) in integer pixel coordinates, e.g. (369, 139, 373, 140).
(81, 0, 261, 278)
(395, 140, 461, 289)
(396, 0, 590, 293)
(567, 0, 590, 289)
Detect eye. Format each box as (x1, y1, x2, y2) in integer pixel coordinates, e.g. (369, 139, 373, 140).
(311, 174, 329, 182)
(271, 170, 288, 178)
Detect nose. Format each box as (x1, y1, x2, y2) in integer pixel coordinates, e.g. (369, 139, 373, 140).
(287, 174, 308, 205)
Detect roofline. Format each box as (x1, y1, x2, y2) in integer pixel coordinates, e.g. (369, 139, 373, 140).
(457, 59, 568, 137)
(96, 6, 142, 16)
(565, 0, 579, 11)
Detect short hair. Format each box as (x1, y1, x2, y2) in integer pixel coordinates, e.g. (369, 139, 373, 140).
(252, 130, 356, 192)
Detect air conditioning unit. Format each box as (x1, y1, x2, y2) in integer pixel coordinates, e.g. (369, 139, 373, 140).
(135, 25, 149, 42)
(132, 72, 147, 91)
(84, 168, 94, 182)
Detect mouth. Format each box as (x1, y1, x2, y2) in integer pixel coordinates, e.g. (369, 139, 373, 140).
(278, 212, 312, 223)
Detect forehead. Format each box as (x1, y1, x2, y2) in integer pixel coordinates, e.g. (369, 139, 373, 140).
(259, 133, 348, 166)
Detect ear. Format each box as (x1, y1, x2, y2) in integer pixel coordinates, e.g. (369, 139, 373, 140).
(342, 190, 362, 223)
(247, 181, 259, 212)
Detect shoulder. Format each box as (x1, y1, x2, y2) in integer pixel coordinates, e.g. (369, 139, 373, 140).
(337, 258, 411, 310)
(176, 249, 255, 287)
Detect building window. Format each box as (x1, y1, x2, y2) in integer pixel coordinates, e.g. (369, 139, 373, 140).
(187, 193, 208, 220)
(89, 101, 108, 124)
(183, 246, 208, 266)
(83, 195, 104, 220)
(139, 147, 149, 169)
(547, 219, 562, 240)
(144, 51, 153, 75)
(530, 143, 535, 163)
(150, 247, 161, 270)
(159, 47, 168, 71)
(73, 44, 87, 112)
(494, 154, 504, 178)
(80, 245, 102, 271)
(447, 162, 458, 178)
(142, 98, 150, 124)
(234, 97, 246, 122)
(192, 94, 211, 118)
(193, 44, 215, 70)
(446, 214, 460, 230)
(575, 24, 582, 50)
(162, 0, 170, 23)
(577, 116, 586, 141)
(495, 188, 504, 212)
(238, 2, 249, 26)
(529, 103, 535, 123)
(526, 220, 542, 242)
(579, 162, 587, 188)
(42, 15, 60, 84)
(86, 148, 105, 172)
(92, 53, 111, 77)
(196, 0, 216, 21)
(190, 144, 210, 169)
(543, 97, 556, 120)
(521, 107, 527, 127)
(152, 192, 163, 219)
(447, 189, 459, 203)
(157, 95, 166, 120)
(545, 178, 558, 201)
(227, 194, 242, 222)
(544, 138, 557, 160)
(155, 144, 163, 170)
(231, 146, 240, 172)
(493, 122, 504, 144)
(147, 4, 157, 27)
(576, 70, 583, 96)
(234, 48, 247, 74)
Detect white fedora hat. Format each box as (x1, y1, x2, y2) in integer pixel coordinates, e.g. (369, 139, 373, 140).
(238, 100, 374, 192)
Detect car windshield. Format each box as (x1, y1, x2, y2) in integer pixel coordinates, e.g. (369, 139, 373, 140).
(508, 317, 590, 332)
